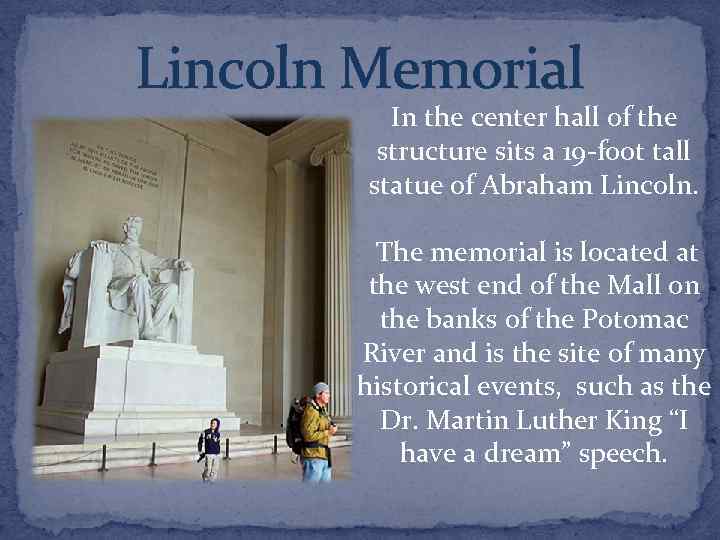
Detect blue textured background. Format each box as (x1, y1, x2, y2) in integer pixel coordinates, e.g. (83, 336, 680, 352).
(2, 1, 720, 538)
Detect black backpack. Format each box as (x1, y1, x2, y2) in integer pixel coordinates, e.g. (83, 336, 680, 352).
(286, 396, 310, 455)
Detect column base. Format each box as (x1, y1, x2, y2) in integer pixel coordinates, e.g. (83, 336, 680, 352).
(332, 416, 352, 436)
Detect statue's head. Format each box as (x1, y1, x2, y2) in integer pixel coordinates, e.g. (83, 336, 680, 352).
(122, 216, 143, 244)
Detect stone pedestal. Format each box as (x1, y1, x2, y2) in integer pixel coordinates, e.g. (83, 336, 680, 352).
(37, 340, 240, 436)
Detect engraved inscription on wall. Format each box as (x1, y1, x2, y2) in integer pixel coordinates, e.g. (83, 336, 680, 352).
(66, 141, 160, 190)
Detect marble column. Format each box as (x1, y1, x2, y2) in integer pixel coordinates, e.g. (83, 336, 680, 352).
(311, 134, 351, 420)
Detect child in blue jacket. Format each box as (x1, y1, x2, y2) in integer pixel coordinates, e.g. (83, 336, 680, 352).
(198, 418, 221, 482)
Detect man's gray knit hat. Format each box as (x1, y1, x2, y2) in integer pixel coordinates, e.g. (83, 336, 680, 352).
(312, 382, 330, 395)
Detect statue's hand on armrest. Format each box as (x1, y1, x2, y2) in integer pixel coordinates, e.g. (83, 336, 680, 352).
(175, 258, 193, 271)
(90, 240, 113, 253)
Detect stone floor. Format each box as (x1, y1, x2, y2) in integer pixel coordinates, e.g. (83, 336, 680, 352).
(37, 447, 351, 481)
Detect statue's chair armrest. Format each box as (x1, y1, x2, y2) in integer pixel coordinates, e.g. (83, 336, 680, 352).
(174, 267, 194, 345)
(68, 246, 117, 349)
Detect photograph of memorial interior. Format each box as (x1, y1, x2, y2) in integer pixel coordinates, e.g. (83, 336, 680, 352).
(31, 117, 352, 481)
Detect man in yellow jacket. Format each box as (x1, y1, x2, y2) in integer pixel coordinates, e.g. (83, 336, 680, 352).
(300, 382, 337, 482)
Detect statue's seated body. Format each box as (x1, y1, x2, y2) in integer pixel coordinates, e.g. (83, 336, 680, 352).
(59, 216, 194, 348)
